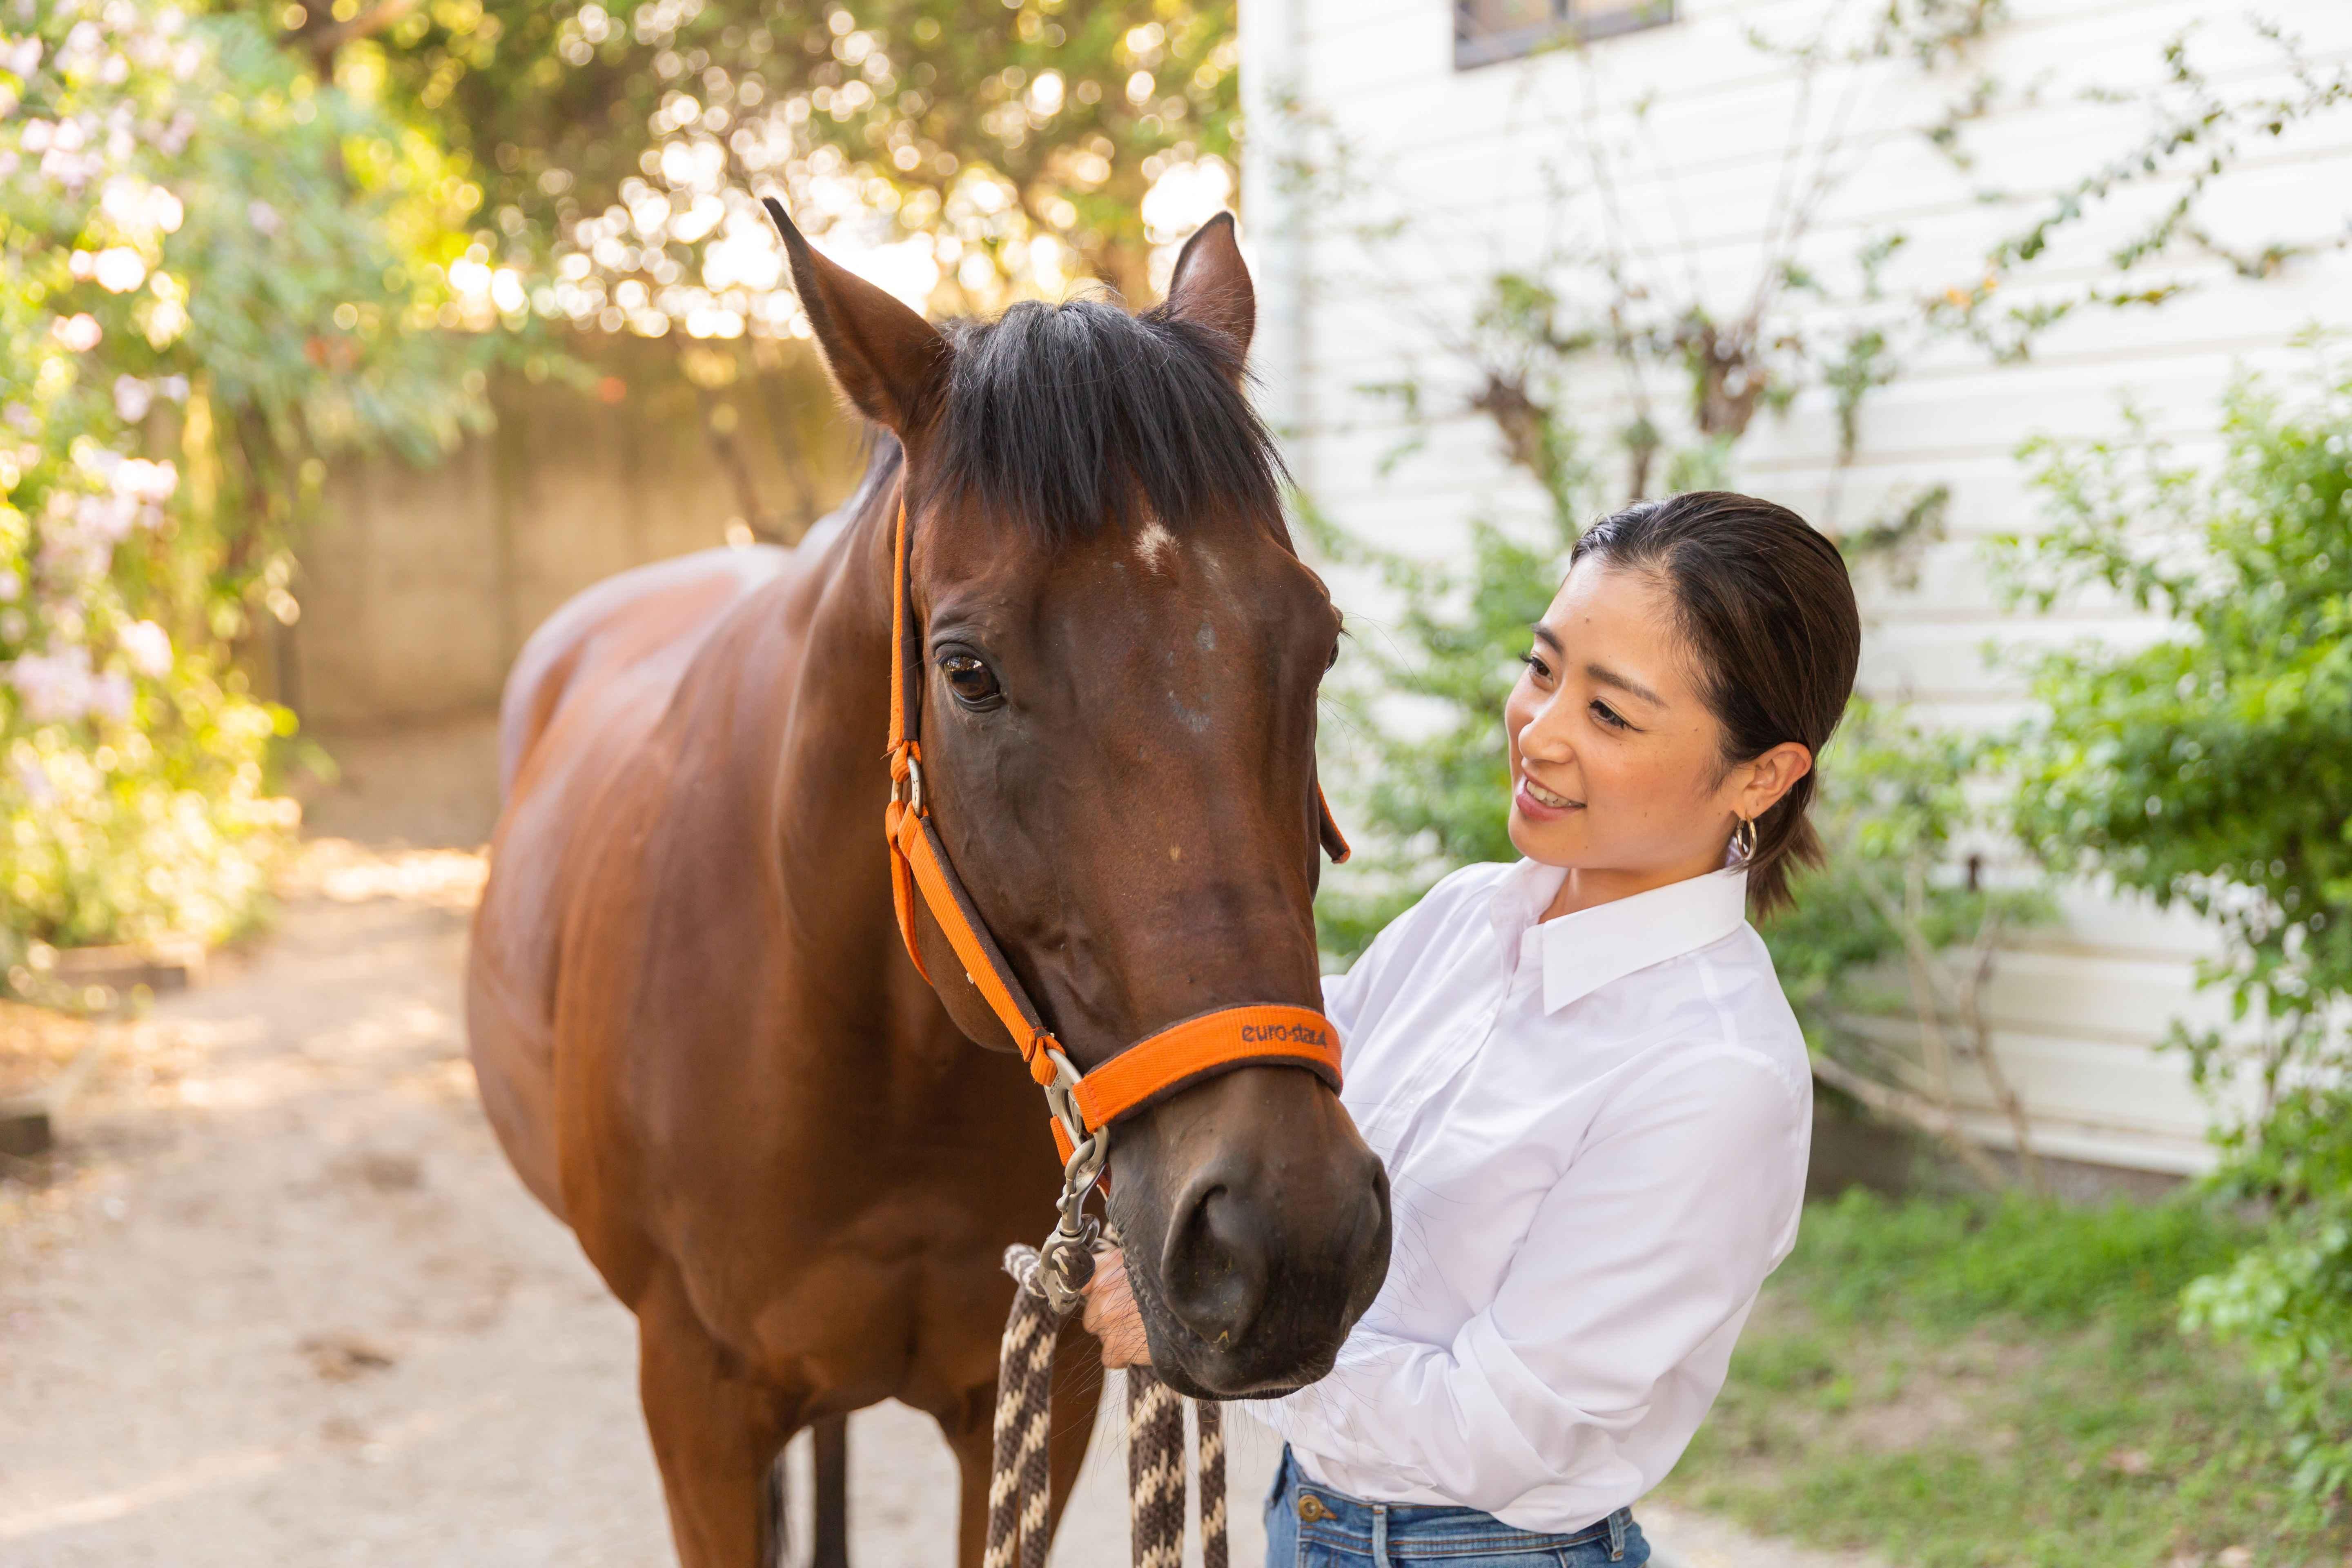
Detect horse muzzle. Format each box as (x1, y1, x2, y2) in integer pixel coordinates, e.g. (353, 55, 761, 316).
(1114, 1066, 1392, 1399)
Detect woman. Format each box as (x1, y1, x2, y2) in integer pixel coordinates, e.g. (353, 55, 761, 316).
(1085, 491, 1861, 1568)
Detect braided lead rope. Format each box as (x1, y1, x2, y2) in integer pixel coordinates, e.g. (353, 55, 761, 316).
(1196, 1398, 1227, 1568)
(989, 1247, 1064, 1568)
(1125, 1366, 1186, 1568)
(993, 1246, 1231, 1568)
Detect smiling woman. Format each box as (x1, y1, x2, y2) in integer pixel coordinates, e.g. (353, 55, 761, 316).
(1512, 493, 1860, 919)
(1086, 490, 1863, 1568)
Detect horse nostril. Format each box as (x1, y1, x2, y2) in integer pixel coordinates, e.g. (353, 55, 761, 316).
(1158, 1181, 1270, 1349)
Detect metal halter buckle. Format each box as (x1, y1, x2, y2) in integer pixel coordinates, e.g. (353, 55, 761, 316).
(1033, 1045, 1107, 1315)
(890, 751, 926, 817)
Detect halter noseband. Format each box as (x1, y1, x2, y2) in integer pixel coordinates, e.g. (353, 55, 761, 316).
(879, 498, 1350, 1176)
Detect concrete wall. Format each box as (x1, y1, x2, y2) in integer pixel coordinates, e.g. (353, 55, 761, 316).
(293, 334, 865, 727)
(1242, 0, 2352, 1172)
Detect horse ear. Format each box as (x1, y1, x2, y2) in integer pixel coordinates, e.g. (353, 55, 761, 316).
(1160, 211, 1254, 365)
(764, 198, 947, 435)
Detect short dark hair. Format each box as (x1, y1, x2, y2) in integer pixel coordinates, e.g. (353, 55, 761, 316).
(1570, 492, 1861, 917)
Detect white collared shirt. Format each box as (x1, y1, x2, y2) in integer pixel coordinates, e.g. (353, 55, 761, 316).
(1259, 859, 1813, 1532)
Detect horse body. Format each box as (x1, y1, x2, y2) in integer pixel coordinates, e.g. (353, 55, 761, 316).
(467, 211, 1389, 1568)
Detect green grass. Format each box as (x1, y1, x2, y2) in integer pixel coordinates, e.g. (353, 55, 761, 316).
(1662, 1189, 2352, 1566)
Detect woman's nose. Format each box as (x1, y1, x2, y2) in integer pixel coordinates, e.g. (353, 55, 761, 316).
(1519, 706, 1575, 766)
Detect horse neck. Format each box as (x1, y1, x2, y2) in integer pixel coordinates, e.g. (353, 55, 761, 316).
(770, 470, 905, 895)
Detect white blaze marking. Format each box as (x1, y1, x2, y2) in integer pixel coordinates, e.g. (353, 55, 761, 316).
(1135, 520, 1176, 572)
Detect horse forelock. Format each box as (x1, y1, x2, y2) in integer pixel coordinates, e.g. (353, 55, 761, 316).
(929, 298, 1286, 548)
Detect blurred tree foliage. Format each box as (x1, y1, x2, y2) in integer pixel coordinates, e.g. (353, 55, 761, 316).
(0, 0, 481, 953)
(1999, 353, 2352, 1506)
(283, 0, 1239, 315)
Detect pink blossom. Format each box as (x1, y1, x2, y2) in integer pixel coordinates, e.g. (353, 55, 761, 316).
(13, 753, 53, 804)
(120, 619, 172, 678)
(114, 375, 154, 421)
(92, 245, 145, 293)
(90, 668, 131, 720)
(8, 645, 99, 723)
(109, 456, 177, 503)
(51, 314, 102, 352)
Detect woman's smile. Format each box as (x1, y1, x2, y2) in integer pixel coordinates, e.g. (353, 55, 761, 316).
(1515, 775, 1581, 818)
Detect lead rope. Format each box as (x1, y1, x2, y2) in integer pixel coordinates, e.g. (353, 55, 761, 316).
(989, 1246, 1228, 1568)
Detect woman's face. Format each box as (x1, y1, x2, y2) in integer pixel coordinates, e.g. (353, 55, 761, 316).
(1504, 557, 1788, 896)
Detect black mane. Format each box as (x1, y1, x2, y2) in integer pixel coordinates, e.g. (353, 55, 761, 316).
(931, 298, 1285, 546)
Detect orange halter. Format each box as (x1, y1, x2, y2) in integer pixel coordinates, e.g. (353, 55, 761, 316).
(880, 499, 1349, 1164)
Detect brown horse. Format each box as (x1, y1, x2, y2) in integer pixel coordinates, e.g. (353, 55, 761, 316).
(465, 209, 1392, 1568)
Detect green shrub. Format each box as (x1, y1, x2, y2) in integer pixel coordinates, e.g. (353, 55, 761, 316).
(0, 1, 479, 953)
(2002, 350, 2352, 1504)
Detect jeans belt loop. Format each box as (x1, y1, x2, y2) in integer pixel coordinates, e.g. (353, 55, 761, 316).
(1606, 1506, 1627, 1562)
(1371, 1501, 1391, 1568)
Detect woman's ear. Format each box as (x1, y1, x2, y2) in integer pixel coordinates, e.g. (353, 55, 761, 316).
(764, 198, 948, 436)
(1735, 742, 1814, 823)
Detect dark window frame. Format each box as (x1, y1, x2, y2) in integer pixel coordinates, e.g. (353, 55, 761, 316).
(1454, 0, 1675, 70)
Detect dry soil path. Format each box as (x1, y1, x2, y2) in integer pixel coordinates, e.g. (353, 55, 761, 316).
(0, 840, 1866, 1568)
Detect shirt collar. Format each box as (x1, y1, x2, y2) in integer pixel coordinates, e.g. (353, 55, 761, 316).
(1491, 860, 1752, 1013)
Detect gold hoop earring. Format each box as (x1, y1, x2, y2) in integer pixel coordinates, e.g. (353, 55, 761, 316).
(1733, 815, 1759, 864)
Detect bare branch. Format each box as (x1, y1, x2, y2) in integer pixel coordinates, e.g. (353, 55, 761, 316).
(1813, 1054, 2014, 1191)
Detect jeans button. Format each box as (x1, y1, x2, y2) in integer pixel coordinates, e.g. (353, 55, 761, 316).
(1296, 1494, 1329, 1523)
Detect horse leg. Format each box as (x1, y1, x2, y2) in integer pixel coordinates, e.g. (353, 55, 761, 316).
(637, 1276, 791, 1568)
(811, 1413, 850, 1568)
(934, 1316, 1105, 1568)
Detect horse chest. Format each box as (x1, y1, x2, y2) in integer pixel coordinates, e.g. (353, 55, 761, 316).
(678, 1186, 1040, 1403)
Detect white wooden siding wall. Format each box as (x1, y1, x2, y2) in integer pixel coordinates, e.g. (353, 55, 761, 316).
(1242, 0, 2352, 1173)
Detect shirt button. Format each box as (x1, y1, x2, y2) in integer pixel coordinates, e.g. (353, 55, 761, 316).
(1296, 1494, 1330, 1522)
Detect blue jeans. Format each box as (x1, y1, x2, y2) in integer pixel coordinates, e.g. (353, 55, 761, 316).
(1262, 1446, 1648, 1568)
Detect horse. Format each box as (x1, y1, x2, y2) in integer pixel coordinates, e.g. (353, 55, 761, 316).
(464, 207, 1393, 1568)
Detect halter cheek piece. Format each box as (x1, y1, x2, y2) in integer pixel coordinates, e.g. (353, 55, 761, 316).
(879, 499, 1350, 1306)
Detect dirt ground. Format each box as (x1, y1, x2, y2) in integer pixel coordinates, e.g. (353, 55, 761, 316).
(0, 804, 1866, 1567)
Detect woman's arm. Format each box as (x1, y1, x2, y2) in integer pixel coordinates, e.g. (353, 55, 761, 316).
(1257, 1049, 1806, 1517)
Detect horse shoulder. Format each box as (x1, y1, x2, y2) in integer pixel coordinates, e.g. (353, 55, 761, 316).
(466, 542, 803, 1234)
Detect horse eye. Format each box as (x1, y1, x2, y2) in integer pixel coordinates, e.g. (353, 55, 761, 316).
(1326, 641, 1341, 672)
(941, 653, 1001, 708)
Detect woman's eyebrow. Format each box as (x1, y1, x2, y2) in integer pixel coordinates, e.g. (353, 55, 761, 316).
(1586, 662, 1665, 707)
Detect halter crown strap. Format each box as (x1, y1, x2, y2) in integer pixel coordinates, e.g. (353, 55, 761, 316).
(880, 497, 1348, 1149)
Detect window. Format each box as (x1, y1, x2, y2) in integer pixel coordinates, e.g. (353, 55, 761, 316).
(1454, 0, 1673, 69)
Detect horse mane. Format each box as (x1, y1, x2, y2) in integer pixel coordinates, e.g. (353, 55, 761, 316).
(927, 297, 1287, 547)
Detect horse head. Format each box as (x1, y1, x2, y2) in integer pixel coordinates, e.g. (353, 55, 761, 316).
(769, 203, 1390, 1399)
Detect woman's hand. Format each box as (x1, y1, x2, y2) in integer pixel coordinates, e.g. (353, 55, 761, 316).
(1081, 1246, 1152, 1368)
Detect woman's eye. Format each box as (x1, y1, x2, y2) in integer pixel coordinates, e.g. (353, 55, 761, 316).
(1590, 699, 1629, 731)
(1519, 652, 1552, 681)
(941, 654, 1002, 708)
